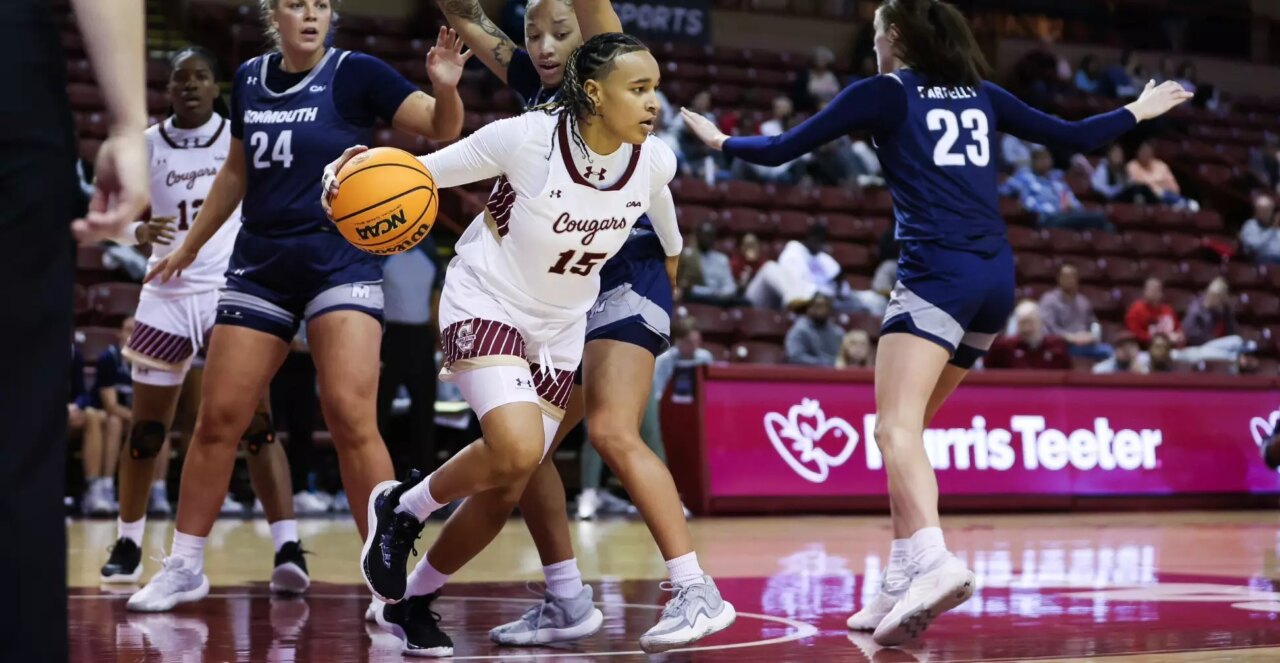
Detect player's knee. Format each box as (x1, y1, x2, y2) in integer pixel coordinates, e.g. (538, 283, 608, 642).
(487, 439, 542, 485)
(319, 391, 376, 443)
(128, 420, 168, 459)
(588, 420, 643, 463)
(873, 420, 919, 458)
(243, 411, 275, 455)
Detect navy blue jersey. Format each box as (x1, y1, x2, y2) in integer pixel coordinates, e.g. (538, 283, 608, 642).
(92, 345, 131, 409)
(724, 71, 1137, 248)
(231, 49, 414, 236)
(507, 48, 561, 108)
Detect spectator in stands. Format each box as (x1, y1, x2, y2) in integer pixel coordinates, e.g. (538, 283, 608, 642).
(792, 46, 842, 113)
(84, 316, 136, 515)
(680, 221, 744, 307)
(1103, 49, 1140, 99)
(678, 90, 720, 180)
(835, 329, 875, 369)
(1182, 277, 1238, 347)
(1000, 134, 1035, 173)
(806, 134, 863, 190)
(1240, 196, 1280, 265)
(1147, 332, 1177, 373)
(1090, 144, 1157, 203)
(745, 223, 839, 310)
(1126, 277, 1185, 347)
(1176, 61, 1217, 109)
(1234, 351, 1261, 375)
(872, 227, 899, 299)
(1127, 141, 1196, 210)
(785, 295, 845, 366)
(70, 341, 110, 514)
(1249, 133, 1280, 190)
(1039, 264, 1111, 360)
(1092, 332, 1148, 374)
(1074, 54, 1103, 94)
(1001, 147, 1111, 231)
(985, 301, 1073, 370)
(730, 233, 765, 294)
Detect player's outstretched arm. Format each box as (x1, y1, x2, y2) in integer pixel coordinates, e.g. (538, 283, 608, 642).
(990, 79, 1192, 153)
(70, 0, 149, 242)
(393, 27, 473, 141)
(436, 0, 519, 83)
(146, 143, 247, 284)
(573, 0, 624, 38)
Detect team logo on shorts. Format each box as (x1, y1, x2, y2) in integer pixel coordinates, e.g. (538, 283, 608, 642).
(455, 322, 476, 354)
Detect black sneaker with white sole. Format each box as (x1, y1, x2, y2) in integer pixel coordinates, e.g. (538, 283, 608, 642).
(376, 591, 453, 658)
(360, 470, 426, 603)
(270, 541, 311, 595)
(100, 537, 143, 584)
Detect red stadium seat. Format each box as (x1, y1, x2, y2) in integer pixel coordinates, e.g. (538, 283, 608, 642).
(67, 82, 103, 111)
(675, 303, 736, 343)
(1125, 231, 1166, 258)
(1164, 287, 1194, 313)
(863, 188, 894, 216)
(1086, 230, 1127, 256)
(771, 210, 814, 239)
(730, 341, 787, 365)
(1164, 232, 1204, 260)
(711, 64, 754, 86)
(700, 341, 730, 362)
(1006, 226, 1046, 253)
(1224, 262, 1262, 290)
(815, 186, 858, 213)
(1043, 228, 1090, 255)
(829, 242, 871, 272)
(1191, 210, 1226, 233)
(1081, 285, 1119, 319)
(1064, 257, 1105, 285)
(717, 207, 771, 236)
(664, 61, 709, 83)
(1016, 253, 1057, 283)
(1101, 257, 1145, 285)
(1106, 203, 1147, 230)
(73, 284, 90, 322)
(670, 177, 722, 206)
(1143, 259, 1187, 288)
(840, 311, 882, 340)
(773, 184, 817, 212)
(89, 282, 141, 325)
(1183, 260, 1223, 289)
(719, 180, 769, 209)
(1243, 290, 1280, 323)
(736, 308, 792, 342)
(677, 205, 717, 234)
(822, 214, 875, 243)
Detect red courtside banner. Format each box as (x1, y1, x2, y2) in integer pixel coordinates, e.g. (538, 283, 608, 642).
(698, 368, 1280, 499)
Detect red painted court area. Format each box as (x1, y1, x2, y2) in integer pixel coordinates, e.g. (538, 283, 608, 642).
(70, 572, 1280, 662)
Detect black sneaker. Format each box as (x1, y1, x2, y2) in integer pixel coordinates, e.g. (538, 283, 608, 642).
(360, 470, 427, 603)
(100, 537, 143, 584)
(376, 591, 453, 658)
(270, 541, 311, 595)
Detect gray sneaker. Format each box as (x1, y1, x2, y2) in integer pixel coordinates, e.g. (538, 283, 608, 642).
(126, 557, 210, 612)
(639, 576, 736, 653)
(489, 585, 604, 646)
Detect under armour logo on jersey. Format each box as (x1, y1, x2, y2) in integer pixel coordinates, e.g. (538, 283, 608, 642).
(515, 377, 534, 390)
(583, 167, 607, 181)
(231, 268, 246, 276)
(310, 85, 327, 93)
(550, 190, 562, 198)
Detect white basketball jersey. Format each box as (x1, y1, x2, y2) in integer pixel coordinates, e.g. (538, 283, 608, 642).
(144, 114, 242, 297)
(454, 112, 658, 334)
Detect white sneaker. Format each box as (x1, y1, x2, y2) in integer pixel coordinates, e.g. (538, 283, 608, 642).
(252, 499, 265, 516)
(148, 484, 171, 516)
(220, 495, 244, 515)
(576, 489, 600, 520)
(639, 577, 736, 653)
(329, 491, 349, 513)
(127, 557, 210, 612)
(847, 591, 899, 631)
(489, 585, 604, 646)
(365, 597, 384, 623)
(292, 491, 329, 516)
(872, 556, 974, 646)
(595, 491, 633, 516)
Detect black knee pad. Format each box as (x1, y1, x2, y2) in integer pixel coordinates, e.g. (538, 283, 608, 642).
(129, 421, 168, 459)
(244, 411, 275, 455)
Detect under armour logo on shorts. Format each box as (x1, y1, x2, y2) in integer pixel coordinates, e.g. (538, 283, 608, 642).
(583, 167, 607, 181)
(515, 377, 534, 390)
(550, 190, 562, 198)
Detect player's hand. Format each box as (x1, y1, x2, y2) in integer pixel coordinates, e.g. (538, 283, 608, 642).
(73, 130, 150, 243)
(321, 145, 369, 220)
(137, 216, 177, 245)
(426, 26, 474, 90)
(1125, 79, 1194, 122)
(144, 243, 196, 284)
(679, 108, 727, 151)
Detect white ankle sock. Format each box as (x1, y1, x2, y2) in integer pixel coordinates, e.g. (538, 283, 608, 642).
(151, 480, 166, 492)
(406, 559, 451, 598)
(396, 473, 444, 522)
(269, 519, 299, 552)
(171, 531, 206, 576)
(118, 517, 145, 546)
(665, 552, 706, 587)
(882, 538, 910, 595)
(909, 527, 948, 573)
(543, 558, 585, 600)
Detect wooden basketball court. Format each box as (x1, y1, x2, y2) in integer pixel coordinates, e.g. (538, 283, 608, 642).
(67, 510, 1280, 661)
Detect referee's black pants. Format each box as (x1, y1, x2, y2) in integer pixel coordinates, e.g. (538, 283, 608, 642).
(376, 322, 438, 478)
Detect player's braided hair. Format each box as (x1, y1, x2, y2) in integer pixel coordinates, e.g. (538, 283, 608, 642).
(168, 46, 231, 119)
(531, 32, 649, 160)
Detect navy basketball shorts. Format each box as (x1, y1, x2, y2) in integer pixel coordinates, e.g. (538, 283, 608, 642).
(576, 233, 673, 384)
(217, 227, 385, 342)
(881, 238, 1016, 369)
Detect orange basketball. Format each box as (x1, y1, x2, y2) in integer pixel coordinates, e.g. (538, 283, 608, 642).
(330, 147, 437, 256)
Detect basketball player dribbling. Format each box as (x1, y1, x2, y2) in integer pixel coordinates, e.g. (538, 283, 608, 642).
(97, 47, 307, 595)
(426, 0, 731, 650)
(681, 0, 1191, 646)
(128, 0, 471, 613)
(327, 32, 733, 657)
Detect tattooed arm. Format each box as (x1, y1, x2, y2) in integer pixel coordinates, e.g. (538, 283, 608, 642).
(437, 0, 519, 83)
(572, 0, 623, 38)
